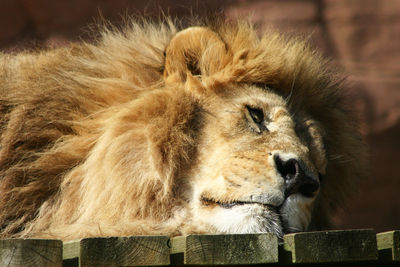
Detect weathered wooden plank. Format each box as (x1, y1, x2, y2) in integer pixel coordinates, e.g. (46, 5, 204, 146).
(377, 230, 400, 261)
(171, 233, 278, 265)
(63, 240, 80, 260)
(63, 240, 80, 267)
(170, 235, 186, 255)
(0, 239, 62, 267)
(66, 236, 170, 266)
(169, 235, 186, 265)
(282, 229, 378, 263)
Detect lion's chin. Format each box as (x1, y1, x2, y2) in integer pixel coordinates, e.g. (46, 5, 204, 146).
(197, 200, 284, 239)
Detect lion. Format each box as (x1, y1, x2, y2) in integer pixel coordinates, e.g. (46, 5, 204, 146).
(0, 18, 366, 241)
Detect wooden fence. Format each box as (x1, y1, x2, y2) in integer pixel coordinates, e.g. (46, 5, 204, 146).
(0, 229, 398, 266)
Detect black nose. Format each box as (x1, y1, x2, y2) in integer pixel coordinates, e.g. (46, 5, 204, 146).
(274, 154, 319, 197)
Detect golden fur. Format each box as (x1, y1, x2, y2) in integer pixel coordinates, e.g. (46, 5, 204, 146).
(0, 18, 366, 240)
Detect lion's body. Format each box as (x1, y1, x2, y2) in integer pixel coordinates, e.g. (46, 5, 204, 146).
(0, 19, 366, 240)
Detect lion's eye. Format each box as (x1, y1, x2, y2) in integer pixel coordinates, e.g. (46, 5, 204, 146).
(247, 106, 264, 124)
(246, 106, 268, 133)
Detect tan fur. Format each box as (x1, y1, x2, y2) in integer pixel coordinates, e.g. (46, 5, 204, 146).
(0, 18, 366, 240)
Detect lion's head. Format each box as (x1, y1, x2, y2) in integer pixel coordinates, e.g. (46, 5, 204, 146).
(186, 83, 323, 237)
(0, 20, 366, 241)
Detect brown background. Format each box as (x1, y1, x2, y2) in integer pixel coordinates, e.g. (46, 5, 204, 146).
(1, 0, 399, 232)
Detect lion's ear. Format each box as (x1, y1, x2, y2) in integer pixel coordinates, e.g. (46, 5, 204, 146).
(164, 27, 226, 83)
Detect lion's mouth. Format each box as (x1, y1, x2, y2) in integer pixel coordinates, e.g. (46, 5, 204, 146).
(201, 196, 279, 211)
(200, 196, 285, 239)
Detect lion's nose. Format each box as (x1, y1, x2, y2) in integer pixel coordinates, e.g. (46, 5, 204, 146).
(274, 154, 319, 198)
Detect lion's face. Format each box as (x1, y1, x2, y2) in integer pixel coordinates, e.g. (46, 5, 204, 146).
(186, 83, 326, 238)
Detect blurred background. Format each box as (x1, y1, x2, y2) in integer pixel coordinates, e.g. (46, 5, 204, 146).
(1, 0, 399, 232)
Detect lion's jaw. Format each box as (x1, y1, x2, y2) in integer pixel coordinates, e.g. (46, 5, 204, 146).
(190, 167, 317, 239)
(186, 85, 324, 238)
(193, 198, 284, 236)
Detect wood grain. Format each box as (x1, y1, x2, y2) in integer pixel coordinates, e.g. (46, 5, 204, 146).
(80, 236, 170, 266)
(0, 239, 62, 267)
(171, 233, 278, 265)
(283, 229, 378, 263)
